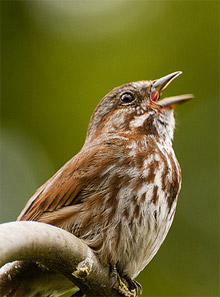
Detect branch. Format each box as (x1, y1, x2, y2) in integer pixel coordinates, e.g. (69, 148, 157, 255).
(0, 221, 126, 297)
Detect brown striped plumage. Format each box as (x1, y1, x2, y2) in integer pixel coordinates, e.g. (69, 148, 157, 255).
(18, 72, 193, 296)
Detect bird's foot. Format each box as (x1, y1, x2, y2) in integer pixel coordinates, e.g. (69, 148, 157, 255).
(124, 277, 143, 295)
(110, 264, 141, 297)
(118, 276, 136, 297)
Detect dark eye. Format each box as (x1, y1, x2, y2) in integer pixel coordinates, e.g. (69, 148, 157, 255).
(120, 92, 135, 104)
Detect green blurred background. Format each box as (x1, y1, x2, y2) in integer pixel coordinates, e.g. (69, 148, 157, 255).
(1, 1, 219, 296)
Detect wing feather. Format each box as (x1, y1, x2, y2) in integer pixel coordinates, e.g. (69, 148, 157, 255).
(17, 142, 120, 227)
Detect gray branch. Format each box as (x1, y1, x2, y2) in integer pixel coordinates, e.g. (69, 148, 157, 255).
(0, 221, 131, 297)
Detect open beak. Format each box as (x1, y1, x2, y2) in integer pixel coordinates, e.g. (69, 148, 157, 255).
(150, 71, 194, 108)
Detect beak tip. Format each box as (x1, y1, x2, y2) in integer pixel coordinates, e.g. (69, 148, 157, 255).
(177, 70, 183, 76)
(152, 71, 183, 92)
(157, 94, 194, 108)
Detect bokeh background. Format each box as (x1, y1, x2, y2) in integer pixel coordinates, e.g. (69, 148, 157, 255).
(1, 1, 219, 296)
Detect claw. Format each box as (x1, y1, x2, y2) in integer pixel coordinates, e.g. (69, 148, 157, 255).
(126, 278, 143, 295)
(110, 264, 141, 296)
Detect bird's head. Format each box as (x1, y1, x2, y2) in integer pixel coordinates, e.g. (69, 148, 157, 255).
(86, 72, 193, 145)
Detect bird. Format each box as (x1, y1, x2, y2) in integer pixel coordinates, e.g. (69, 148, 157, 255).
(17, 71, 193, 296)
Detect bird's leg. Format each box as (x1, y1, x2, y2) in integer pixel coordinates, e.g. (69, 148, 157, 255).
(110, 263, 118, 286)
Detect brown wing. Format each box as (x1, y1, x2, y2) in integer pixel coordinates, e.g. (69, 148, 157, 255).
(17, 142, 118, 229)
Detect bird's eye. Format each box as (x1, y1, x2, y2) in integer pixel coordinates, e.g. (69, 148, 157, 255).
(120, 92, 135, 104)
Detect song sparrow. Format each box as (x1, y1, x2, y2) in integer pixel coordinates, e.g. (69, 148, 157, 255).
(18, 71, 193, 295)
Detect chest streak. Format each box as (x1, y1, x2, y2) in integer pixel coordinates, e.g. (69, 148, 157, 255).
(100, 137, 181, 278)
